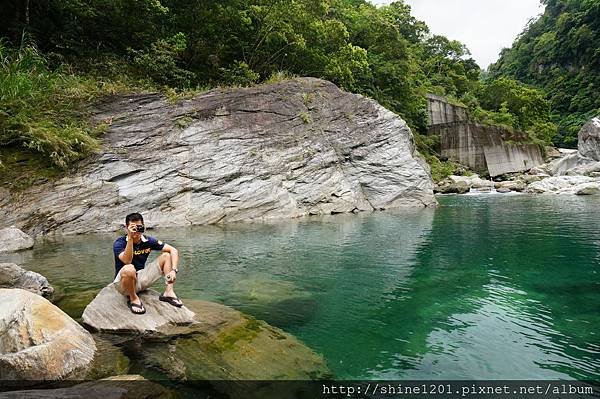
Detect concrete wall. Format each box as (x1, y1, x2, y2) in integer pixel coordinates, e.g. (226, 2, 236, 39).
(430, 123, 544, 177)
(426, 94, 468, 126)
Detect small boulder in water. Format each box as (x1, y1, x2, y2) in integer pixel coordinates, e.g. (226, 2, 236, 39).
(0, 227, 34, 253)
(0, 263, 54, 298)
(227, 276, 317, 327)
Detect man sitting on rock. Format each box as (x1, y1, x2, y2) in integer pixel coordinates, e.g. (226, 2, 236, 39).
(112, 212, 183, 314)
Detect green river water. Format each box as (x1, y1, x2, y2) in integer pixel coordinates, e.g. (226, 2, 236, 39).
(2, 194, 599, 380)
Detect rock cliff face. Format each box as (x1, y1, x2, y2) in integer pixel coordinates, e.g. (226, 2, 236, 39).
(0, 78, 435, 236)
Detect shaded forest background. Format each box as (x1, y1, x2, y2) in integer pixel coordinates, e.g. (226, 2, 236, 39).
(1, 0, 598, 186)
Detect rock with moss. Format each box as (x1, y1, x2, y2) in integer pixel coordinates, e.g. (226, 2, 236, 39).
(0, 288, 96, 381)
(140, 299, 330, 398)
(0, 263, 54, 298)
(0, 227, 34, 253)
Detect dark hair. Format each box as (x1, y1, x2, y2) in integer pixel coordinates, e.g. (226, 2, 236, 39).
(125, 212, 144, 226)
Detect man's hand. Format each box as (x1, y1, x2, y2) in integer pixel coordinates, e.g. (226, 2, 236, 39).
(126, 223, 137, 239)
(165, 270, 177, 284)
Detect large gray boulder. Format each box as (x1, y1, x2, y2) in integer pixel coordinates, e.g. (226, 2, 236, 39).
(0, 78, 435, 236)
(0, 289, 96, 381)
(578, 117, 600, 161)
(0, 227, 34, 253)
(82, 285, 197, 335)
(0, 263, 54, 298)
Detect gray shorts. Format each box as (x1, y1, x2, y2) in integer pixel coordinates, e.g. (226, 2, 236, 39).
(113, 258, 163, 295)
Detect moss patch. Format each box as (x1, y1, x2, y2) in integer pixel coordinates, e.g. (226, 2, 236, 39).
(210, 317, 263, 353)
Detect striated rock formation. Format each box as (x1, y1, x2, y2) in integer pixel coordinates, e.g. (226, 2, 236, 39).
(0, 288, 96, 381)
(0, 263, 54, 298)
(578, 117, 600, 161)
(0, 227, 34, 252)
(0, 78, 435, 236)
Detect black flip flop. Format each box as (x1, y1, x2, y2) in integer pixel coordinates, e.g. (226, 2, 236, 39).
(159, 295, 183, 308)
(127, 300, 146, 315)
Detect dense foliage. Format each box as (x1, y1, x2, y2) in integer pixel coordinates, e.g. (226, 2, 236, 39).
(0, 0, 562, 185)
(490, 0, 600, 146)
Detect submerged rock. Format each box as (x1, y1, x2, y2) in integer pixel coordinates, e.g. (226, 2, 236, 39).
(0, 78, 435, 236)
(84, 336, 131, 380)
(0, 375, 177, 399)
(0, 227, 34, 253)
(141, 299, 330, 398)
(81, 285, 197, 335)
(81, 286, 329, 398)
(0, 288, 96, 381)
(227, 276, 317, 327)
(0, 263, 54, 298)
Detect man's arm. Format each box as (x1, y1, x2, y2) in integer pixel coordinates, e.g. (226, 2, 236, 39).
(161, 244, 179, 270)
(118, 225, 136, 264)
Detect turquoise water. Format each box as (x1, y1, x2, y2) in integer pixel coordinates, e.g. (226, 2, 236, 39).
(3, 195, 599, 380)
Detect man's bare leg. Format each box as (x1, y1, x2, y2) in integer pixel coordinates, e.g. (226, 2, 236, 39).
(119, 264, 144, 313)
(158, 252, 182, 305)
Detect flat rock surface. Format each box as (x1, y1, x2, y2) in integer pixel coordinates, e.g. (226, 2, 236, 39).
(0, 263, 54, 298)
(81, 286, 197, 335)
(0, 288, 96, 381)
(0, 227, 34, 252)
(0, 78, 435, 236)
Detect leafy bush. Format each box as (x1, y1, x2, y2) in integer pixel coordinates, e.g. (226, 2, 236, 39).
(131, 32, 195, 88)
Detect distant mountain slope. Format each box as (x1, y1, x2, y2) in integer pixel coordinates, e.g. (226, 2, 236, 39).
(489, 0, 600, 146)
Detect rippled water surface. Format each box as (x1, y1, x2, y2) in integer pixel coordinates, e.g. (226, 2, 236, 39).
(3, 195, 599, 380)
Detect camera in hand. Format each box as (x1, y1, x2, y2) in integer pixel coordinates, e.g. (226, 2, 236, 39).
(135, 224, 145, 233)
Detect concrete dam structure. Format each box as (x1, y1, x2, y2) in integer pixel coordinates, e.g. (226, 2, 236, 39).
(426, 94, 544, 177)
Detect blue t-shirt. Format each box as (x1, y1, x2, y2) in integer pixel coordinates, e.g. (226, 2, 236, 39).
(113, 235, 165, 276)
